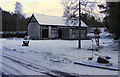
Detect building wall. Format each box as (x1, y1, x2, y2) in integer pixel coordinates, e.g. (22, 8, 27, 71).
(51, 28, 58, 39)
(80, 29, 87, 39)
(28, 23, 87, 40)
(42, 26, 48, 39)
(61, 28, 70, 39)
(28, 22, 40, 40)
(41, 26, 58, 39)
(61, 28, 87, 40)
(69, 28, 78, 39)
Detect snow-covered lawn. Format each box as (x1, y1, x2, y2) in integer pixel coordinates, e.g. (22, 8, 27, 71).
(0, 37, 119, 75)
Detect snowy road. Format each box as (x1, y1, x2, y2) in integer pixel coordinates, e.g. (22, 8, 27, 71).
(2, 53, 78, 76)
(0, 38, 119, 76)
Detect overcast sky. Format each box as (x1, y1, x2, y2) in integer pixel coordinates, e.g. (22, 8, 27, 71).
(0, 0, 63, 17)
(0, 0, 106, 17)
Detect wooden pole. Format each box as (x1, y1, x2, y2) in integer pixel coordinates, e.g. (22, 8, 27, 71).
(92, 38, 93, 58)
(0, 9, 2, 38)
(78, 0, 81, 49)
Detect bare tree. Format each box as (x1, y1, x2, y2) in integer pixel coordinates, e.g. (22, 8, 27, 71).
(14, 2, 23, 31)
(14, 2, 23, 15)
(62, 0, 105, 26)
(61, 0, 105, 48)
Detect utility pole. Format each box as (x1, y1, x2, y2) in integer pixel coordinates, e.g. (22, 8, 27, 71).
(78, 0, 81, 49)
(17, 14, 18, 31)
(0, 8, 2, 38)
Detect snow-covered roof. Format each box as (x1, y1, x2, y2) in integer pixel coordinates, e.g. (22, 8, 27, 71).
(33, 14, 88, 27)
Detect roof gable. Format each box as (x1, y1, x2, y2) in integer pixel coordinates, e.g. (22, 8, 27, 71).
(29, 14, 38, 23)
(31, 15, 37, 22)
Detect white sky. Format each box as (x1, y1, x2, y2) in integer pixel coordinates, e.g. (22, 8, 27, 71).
(0, 0, 106, 17)
(0, 0, 63, 17)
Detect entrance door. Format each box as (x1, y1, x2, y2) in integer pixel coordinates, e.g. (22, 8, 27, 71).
(58, 30, 62, 38)
(42, 29, 48, 38)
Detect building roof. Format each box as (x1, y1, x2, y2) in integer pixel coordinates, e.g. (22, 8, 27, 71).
(32, 14, 88, 27)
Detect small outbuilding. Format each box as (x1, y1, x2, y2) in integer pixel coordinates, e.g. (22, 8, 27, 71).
(27, 14, 88, 40)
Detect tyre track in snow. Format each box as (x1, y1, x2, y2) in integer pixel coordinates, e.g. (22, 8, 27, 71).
(2, 53, 79, 77)
(2, 46, 75, 76)
(2, 55, 57, 76)
(2, 46, 79, 76)
(2, 62, 24, 75)
(2, 68, 14, 75)
(2, 46, 118, 76)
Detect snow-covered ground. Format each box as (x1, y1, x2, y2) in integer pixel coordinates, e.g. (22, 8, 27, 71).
(0, 33, 119, 76)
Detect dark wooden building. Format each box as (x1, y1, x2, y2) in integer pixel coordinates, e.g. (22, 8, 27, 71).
(28, 14, 88, 40)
